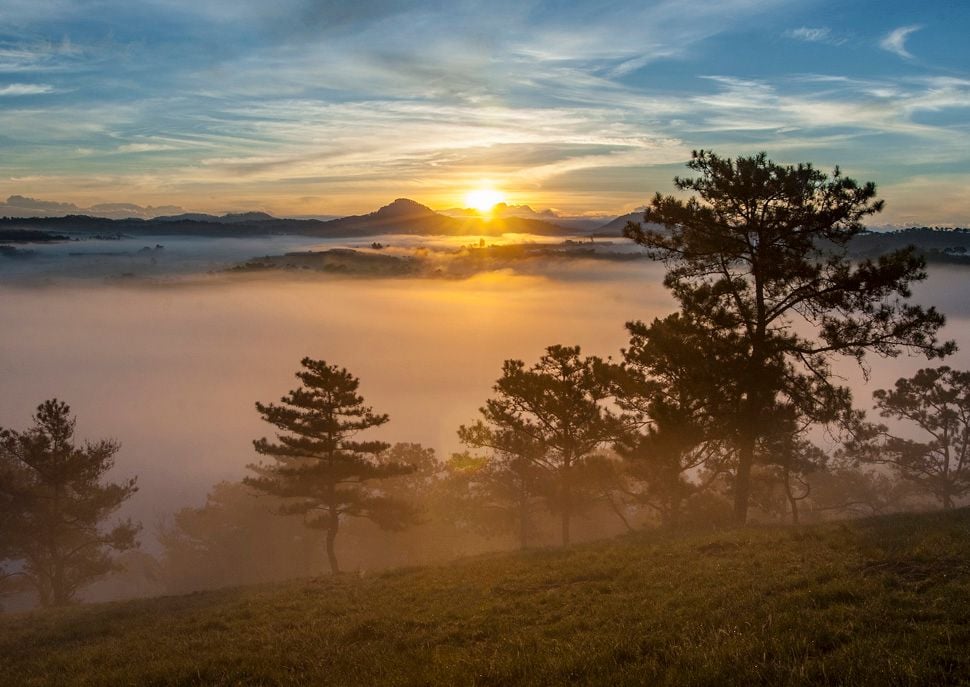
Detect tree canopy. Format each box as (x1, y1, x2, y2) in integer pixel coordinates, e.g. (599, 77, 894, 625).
(626, 150, 953, 523)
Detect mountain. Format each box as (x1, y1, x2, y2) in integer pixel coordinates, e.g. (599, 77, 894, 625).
(597, 211, 644, 235)
(295, 198, 572, 237)
(0, 195, 185, 220)
(442, 203, 607, 233)
(311, 198, 457, 235)
(0, 199, 573, 238)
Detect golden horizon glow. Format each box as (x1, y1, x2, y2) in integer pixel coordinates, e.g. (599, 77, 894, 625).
(464, 188, 506, 215)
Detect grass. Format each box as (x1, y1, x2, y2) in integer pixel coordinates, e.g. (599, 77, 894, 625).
(2, 509, 970, 686)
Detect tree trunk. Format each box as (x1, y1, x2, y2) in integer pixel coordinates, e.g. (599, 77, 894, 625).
(326, 509, 340, 575)
(50, 547, 69, 607)
(518, 488, 529, 550)
(733, 432, 755, 525)
(560, 467, 572, 547)
(783, 465, 800, 525)
(942, 492, 954, 511)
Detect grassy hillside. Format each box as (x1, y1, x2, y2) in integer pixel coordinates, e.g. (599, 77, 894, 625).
(2, 510, 970, 686)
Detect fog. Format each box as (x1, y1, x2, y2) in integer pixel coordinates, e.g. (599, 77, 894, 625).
(0, 238, 671, 540)
(2, 236, 969, 555)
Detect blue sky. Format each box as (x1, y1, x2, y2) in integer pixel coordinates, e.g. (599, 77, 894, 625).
(0, 0, 967, 223)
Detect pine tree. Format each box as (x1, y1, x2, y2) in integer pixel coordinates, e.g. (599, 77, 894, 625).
(626, 150, 952, 523)
(245, 358, 416, 574)
(614, 314, 738, 526)
(0, 400, 140, 607)
(454, 423, 546, 549)
(461, 345, 622, 546)
(852, 367, 970, 509)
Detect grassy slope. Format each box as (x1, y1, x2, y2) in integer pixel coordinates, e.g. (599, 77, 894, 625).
(2, 510, 970, 686)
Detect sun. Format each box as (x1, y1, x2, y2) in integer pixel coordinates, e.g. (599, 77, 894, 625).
(464, 188, 506, 214)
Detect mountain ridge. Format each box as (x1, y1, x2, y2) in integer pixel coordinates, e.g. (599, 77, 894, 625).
(0, 198, 576, 238)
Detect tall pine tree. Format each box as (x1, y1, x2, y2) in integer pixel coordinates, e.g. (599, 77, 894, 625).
(246, 358, 416, 574)
(626, 150, 951, 523)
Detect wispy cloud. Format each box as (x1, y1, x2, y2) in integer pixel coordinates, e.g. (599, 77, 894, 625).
(117, 142, 178, 153)
(0, 83, 54, 96)
(784, 27, 840, 44)
(0, 1, 967, 224)
(880, 25, 922, 59)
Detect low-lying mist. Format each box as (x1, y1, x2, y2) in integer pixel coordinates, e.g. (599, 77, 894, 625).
(0, 256, 671, 534)
(3, 237, 970, 602)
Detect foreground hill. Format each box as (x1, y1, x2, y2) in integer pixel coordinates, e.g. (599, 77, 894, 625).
(2, 509, 969, 686)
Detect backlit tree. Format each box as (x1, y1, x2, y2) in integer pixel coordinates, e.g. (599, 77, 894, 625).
(0, 400, 139, 606)
(246, 358, 416, 574)
(626, 150, 952, 523)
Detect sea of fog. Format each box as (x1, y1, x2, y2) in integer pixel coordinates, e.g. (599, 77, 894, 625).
(2, 232, 969, 541)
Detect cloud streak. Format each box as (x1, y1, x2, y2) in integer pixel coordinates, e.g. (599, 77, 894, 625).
(0, 83, 54, 96)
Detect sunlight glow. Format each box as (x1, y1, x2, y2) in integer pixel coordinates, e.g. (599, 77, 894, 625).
(464, 188, 506, 214)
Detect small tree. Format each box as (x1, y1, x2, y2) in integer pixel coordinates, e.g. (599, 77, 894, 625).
(245, 358, 416, 574)
(452, 422, 547, 549)
(614, 314, 737, 526)
(0, 400, 139, 607)
(750, 406, 829, 524)
(159, 481, 327, 593)
(626, 150, 952, 523)
(460, 345, 622, 546)
(856, 367, 970, 509)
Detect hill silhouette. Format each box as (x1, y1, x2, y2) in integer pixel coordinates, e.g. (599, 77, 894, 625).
(0, 199, 571, 238)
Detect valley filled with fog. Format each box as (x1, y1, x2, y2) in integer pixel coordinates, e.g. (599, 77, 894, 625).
(2, 233, 970, 547)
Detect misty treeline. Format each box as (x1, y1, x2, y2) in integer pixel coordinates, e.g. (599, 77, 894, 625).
(3, 150, 970, 609)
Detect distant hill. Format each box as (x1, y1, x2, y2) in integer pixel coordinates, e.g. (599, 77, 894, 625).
(597, 211, 644, 235)
(2, 509, 969, 685)
(594, 218, 970, 266)
(0, 199, 572, 239)
(846, 227, 970, 264)
(308, 198, 570, 237)
(442, 203, 607, 233)
(155, 212, 276, 224)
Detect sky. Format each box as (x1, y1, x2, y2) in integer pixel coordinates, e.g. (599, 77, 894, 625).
(0, 0, 968, 223)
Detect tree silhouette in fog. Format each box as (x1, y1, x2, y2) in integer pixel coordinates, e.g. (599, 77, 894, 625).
(461, 345, 622, 546)
(159, 481, 329, 593)
(453, 424, 546, 549)
(0, 400, 140, 606)
(626, 150, 952, 524)
(246, 358, 416, 574)
(850, 367, 970, 510)
(613, 313, 738, 527)
(749, 405, 829, 524)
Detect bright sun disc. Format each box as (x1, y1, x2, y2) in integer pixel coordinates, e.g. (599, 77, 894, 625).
(465, 188, 506, 213)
